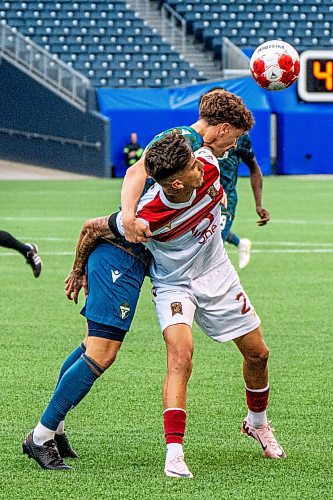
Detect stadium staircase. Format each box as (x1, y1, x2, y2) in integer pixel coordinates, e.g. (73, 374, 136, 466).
(126, 0, 224, 81)
(0, 0, 206, 87)
(160, 0, 333, 60)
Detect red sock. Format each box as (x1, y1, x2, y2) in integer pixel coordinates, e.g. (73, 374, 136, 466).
(246, 385, 270, 412)
(163, 408, 186, 445)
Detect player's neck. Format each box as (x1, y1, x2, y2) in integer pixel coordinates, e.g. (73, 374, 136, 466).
(191, 119, 207, 137)
(163, 187, 194, 203)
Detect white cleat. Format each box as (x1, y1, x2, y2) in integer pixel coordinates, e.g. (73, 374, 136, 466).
(164, 454, 193, 479)
(238, 238, 251, 269)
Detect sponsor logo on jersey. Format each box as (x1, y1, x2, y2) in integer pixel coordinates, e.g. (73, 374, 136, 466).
(111, 269, 122, 283)
(206, 185, 219, 201)
(119, 302, 131, 320)
(192, 213, 218, 245)
(171, 302, 183, 316)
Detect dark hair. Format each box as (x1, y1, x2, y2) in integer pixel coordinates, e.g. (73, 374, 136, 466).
(199, 88, 254, 130)
(144, 131, 192, 183)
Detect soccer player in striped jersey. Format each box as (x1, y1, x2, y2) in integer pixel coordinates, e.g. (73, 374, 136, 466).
(116, 131, 286, 478)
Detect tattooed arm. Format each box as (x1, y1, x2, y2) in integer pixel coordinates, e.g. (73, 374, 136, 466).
(65, 215, 116, 303)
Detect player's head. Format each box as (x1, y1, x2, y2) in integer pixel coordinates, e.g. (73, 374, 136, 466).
(130, 132, 137, 143)
(199, 88, 254, 155)
(145, 131, 204, 191)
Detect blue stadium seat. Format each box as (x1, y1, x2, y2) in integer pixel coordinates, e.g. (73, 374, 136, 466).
(158, 0, 332, 57)
(1, 1, 204, 86)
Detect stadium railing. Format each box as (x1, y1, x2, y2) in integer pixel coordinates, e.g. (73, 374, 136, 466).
(0, 23, 90, 111)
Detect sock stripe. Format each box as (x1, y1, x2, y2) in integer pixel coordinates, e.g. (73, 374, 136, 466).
(246, 384, 269, 393)
(163, 407, 186, 414)
(81, 353, 104, 377)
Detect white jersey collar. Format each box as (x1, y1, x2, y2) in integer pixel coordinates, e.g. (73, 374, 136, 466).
(158, 185, 196, 209)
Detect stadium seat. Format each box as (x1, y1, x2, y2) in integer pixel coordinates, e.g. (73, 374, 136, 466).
(2, 0, 201, 87)
(157, 0, 333, 58)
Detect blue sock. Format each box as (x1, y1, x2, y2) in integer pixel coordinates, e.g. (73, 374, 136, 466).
(55, 342, 86, 390)
(227, 232, 240, 247)
(41, 354, 104, 431)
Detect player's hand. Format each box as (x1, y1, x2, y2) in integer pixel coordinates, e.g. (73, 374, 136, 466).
(256, 207, 270, 226)
(221, 191, 228, 210)
(65, 270, 85, 304)
(123, 217, 152, 243)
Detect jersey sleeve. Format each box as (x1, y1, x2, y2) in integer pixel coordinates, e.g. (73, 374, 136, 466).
(195, 147, 219, 169)
(144, 127, 204, 154)
(116, 211, 151, 237)
(237, 134, 255, 166)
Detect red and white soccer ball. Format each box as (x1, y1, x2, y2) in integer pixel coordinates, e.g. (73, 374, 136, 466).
(250, 40, 300, 91)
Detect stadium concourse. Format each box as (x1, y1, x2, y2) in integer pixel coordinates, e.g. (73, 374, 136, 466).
(0, 159, 94, 180)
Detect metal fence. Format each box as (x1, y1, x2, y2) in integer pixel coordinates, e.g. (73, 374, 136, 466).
(222, 37, 250, 78)
(161, 3, 186, 53)
(0, 23, 90, 110)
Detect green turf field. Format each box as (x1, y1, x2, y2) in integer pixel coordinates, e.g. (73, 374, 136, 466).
(0, 176, 332, 500)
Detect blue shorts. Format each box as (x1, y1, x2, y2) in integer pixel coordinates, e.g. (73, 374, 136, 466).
(81, 242, 147, 333)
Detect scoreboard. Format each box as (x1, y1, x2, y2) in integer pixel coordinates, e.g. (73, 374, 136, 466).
(298, 50, 333, 102)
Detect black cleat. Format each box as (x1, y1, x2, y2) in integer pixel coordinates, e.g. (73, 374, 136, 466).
(54, 433, 78, 459)
(26, 243, 42, 278)
(22, 432, 73, 470)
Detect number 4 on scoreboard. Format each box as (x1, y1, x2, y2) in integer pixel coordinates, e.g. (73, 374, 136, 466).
(313, 61, 333, 91)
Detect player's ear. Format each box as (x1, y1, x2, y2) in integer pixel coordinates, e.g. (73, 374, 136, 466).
(220, 123, 230, 135)
(171, 179, 183, 190)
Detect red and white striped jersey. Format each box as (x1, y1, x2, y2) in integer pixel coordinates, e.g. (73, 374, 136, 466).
(117, 147, 229, 286)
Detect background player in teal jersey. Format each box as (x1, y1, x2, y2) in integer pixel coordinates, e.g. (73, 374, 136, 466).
(219, 133, 270, 269)
(121, 89, 246, 242)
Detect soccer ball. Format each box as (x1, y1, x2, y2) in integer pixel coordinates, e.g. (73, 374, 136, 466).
(250, 40, 300, 91)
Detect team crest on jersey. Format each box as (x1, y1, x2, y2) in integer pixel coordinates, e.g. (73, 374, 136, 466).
(119, 302, 131, 320)
(171, 302, 183, 316)
(207, 185, 219, 201)
(164, 221, 172, 231)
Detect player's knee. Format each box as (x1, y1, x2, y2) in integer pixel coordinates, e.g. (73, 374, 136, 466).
(87, 347, 120, 370)
(169, 351, 193, 378)
(246, 346, 269, 368)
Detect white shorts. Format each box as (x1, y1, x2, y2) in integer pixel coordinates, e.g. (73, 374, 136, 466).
(152, 258, 261, 343)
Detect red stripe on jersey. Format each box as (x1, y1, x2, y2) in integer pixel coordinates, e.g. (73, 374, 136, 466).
(136, 159, 220, 233)
(154, 194, 222, 242)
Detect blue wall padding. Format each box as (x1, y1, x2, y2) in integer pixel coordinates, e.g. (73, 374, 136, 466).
(97, 77, 271, 178)
(0, 58, 110, 176)
(267, 85, 333, 174)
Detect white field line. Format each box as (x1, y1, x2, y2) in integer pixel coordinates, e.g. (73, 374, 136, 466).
(12, 237, 333, 247)
(6, 237, 333, 247)
(250, 241, 333, 247)
(1, 248, 333, 257)
(1, 215, 333, 225)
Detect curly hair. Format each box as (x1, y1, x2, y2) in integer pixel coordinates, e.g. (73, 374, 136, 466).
(144, 131, 192, 184)
(199, 88, 254, 130)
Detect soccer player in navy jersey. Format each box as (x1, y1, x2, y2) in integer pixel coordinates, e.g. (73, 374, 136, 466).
(199, 88, 270, 270)
(219, 134, 270, 269)
(0, 230, 42, 277)
(22, 89, 247, 471)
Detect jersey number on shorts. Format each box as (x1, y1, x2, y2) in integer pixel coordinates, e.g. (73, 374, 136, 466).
(236, 292, 251, 315)
(220, 215, 228, 231)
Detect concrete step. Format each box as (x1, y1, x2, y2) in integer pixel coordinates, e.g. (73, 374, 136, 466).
(125, 0, 221, 81)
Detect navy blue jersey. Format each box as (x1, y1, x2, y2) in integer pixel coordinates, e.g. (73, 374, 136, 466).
(218, 134, 255, 215)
